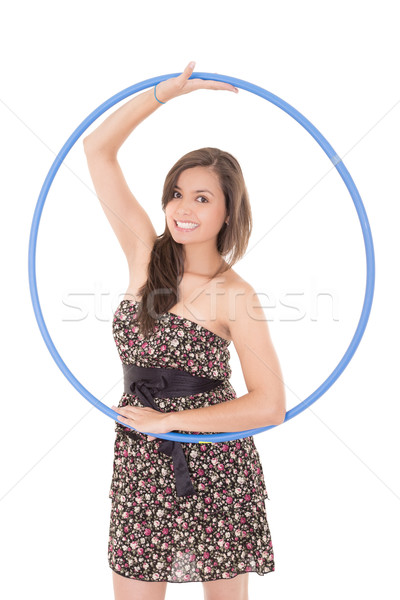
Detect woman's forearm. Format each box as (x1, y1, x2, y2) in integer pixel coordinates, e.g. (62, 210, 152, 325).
(166, 390, 284, 434)
(83, 88, 166, 156)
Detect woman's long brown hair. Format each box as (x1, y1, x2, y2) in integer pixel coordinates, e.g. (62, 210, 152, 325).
(135, 147, 253, 337)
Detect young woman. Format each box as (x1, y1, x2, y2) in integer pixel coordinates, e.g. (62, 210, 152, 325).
(84, 61, 286, 600)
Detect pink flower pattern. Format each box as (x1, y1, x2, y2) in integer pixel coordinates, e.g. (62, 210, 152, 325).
(108, 299, 275, 582)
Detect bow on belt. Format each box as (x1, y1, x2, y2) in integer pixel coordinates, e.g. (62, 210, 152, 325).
(120, 364, 224, 497)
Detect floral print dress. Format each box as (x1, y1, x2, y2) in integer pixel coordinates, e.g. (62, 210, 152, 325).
(108, 299, 275, 582)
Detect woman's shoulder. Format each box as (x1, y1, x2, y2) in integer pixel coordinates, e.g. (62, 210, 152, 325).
(222, 266, 254, 295)
(218, 266, 256, 318)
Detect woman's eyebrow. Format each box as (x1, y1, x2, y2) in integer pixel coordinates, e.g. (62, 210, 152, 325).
(174, 185, 214, 197)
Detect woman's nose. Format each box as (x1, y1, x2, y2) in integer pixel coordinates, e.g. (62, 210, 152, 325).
(177, 203, 192, 215)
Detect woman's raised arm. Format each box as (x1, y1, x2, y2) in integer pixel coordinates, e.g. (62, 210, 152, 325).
(82, 61, 238, 265)
(82, 84, 169, 265)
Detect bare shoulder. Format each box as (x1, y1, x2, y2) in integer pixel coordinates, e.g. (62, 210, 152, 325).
(221, 268, 258, 327)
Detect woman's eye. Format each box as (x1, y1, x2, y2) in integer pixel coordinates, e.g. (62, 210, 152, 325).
(172, 191, 208, 203)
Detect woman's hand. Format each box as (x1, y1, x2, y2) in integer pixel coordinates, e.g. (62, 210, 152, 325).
(155, 60, 239, 103)
(111, 404, 171, 441)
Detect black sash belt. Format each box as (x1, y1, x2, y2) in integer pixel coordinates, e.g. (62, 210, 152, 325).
(121, 364, 224, 497)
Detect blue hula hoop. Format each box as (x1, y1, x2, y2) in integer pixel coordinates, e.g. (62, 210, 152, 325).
(28, 72, 375, 443)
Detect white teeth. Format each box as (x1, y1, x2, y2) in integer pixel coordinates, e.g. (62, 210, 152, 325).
(176, 221, 199, 229)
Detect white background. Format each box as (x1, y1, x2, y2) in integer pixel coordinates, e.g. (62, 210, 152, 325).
(1, 0, 399, 598)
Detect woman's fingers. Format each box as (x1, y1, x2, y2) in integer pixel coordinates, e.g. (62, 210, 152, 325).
(180, 60, 238, 92)
(175, 61, 196, 89)
(157, 62, 238, 102)
(190, 78, 238, 92)
(180, 61, 196, 79)
(112, 405, 159, 441)
(178, 66, 238, 94)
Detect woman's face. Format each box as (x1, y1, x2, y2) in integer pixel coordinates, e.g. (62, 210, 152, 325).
(165, 166, 228, 243)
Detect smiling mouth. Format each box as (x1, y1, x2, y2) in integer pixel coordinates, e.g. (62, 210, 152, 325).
(174, 220, 199, 231)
